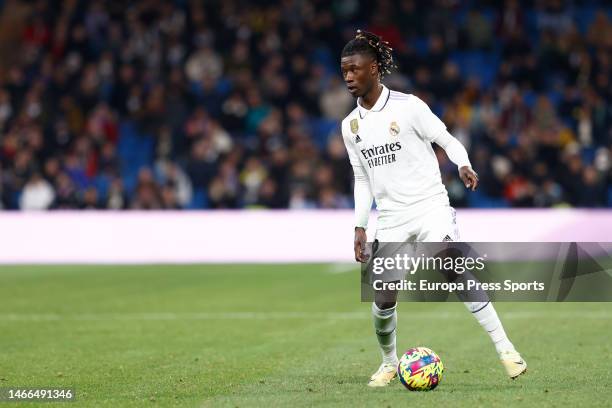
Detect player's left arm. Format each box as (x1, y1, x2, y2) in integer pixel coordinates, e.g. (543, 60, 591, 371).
(409, 96, 479, 191)
(433, 131, 479, 191)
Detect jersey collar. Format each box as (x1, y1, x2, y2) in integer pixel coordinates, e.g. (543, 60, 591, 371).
(357, 84, 390, 119)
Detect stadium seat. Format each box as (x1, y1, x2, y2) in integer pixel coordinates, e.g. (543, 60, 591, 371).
(187, 188, 209, 209)
(450, 51, 499, 88)
(311, 118, 339, 149)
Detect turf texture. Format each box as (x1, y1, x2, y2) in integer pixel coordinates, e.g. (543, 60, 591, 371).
(0, 264, 611, 407)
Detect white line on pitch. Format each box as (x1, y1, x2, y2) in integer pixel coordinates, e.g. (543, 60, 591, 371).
(326, 263, 359, 273)
(0, 311, 610, 321)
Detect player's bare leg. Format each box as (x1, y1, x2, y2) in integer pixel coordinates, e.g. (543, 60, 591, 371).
(368, 288, 399, 387)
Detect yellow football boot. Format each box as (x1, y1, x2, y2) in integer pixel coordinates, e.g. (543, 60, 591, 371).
(367, 362, 398, 387)
(500, 350, 527, 379)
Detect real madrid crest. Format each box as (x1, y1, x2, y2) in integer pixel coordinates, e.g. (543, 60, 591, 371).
(389, 121, 400, 136)
(350, 119, 359, 134)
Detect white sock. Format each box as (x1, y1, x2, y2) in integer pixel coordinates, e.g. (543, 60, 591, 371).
(464, 302, 515, 354)
(372, 302, 398, 365)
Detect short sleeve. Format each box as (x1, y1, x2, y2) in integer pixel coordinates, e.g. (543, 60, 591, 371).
(410, 96, 447, 143)
(341, 119, 362, 167)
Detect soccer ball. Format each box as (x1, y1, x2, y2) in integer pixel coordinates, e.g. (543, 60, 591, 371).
(397, 347, 444, 391)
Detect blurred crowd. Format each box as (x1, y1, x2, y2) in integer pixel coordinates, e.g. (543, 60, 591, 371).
(0, 0, 610, 210)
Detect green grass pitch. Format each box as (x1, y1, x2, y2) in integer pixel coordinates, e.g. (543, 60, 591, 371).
(1, 264, 611, 407)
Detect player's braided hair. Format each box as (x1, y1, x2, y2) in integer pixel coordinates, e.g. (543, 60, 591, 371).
(341, 30, 396, 79)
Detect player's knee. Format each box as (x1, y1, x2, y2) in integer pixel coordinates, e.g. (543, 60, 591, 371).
(374, 285, 398, 309)
(374, 300, 397, 310)
(439, 268, 459, 282)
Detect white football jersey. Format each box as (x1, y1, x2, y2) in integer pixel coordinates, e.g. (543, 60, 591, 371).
(341, 84, 450, 229)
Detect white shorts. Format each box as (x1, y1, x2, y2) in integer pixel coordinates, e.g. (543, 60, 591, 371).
(374, 205, 459, 243)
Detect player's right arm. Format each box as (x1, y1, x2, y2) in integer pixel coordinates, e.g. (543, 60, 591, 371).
(352, 165, 372, 263)
(341, 119, 373, 263)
